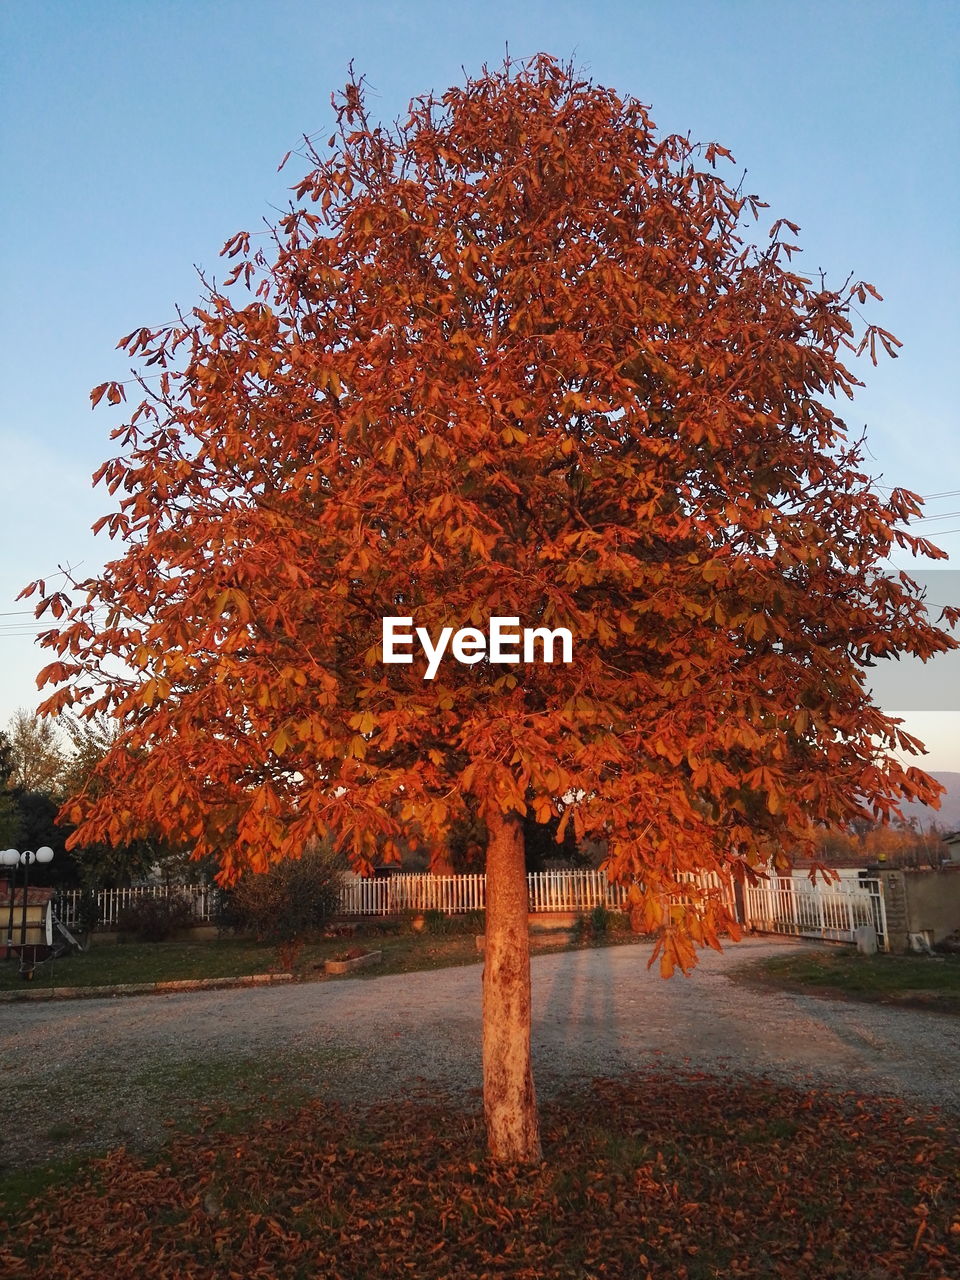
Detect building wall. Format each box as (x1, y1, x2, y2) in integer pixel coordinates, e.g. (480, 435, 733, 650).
(879, 868, 960, 951)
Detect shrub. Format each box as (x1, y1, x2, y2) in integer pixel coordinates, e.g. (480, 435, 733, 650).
(462, 908, 486, 935)
(572, 905, 627, 943)
(212, 884, 244, 936)
(70, 886, 101, 937)
(417, 908, 486, 935)
(423, 908, 450, 934)
(571, 915, 591, 944)
(223, 844, 343, 943)
(607, 908, 631, 934)
(116, 893, 195, 942)
(589, 904, 612, 936)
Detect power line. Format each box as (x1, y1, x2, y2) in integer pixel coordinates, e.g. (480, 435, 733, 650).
(0, 608, 109, 618)
(873, 485, 960, 499)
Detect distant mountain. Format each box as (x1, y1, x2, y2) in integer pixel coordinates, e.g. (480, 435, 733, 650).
(896, 772, 960, 833)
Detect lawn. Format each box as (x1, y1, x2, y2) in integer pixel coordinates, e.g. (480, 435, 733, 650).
(0, 917, 645, 993)
(0, 936, 293, 991)
(1, 1070, 956, 1279)
(736, 945, 960, 1013)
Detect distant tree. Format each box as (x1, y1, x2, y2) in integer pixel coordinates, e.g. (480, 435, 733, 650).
(811, 817, 950, 869)
(59, 712, 187, 887)
(6, 709, 65, 795)
(447, 800, 582, 872)
(446, 805, 488, 872)
(522, 807, 585, 872)
(7, 790, 76, 886)
(0, 720, 65, 871)
(0, 794, 22, 851)
(60, 711, 118, 798)
(0, 730, 22, 847)
(0, 729, 15, 785)
(25, 55, 957, 1163)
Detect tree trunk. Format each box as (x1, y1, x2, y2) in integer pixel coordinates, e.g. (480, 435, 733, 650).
(482, 807, 542, 1163)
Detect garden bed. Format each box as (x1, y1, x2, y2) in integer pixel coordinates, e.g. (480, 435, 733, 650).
(323, 949, 383, 975)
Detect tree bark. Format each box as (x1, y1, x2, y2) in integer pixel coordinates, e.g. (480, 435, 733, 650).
(482, 806, 542, 1164)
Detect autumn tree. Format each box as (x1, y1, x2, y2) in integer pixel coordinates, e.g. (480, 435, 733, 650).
(811, 818, 950, 870)
(26, 55, 957, 1163)
(5, 708, 66, 796)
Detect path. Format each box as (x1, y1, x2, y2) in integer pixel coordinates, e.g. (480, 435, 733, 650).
(2, 938, 957, 1170)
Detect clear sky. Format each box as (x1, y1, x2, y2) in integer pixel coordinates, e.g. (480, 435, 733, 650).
(1, 1, 958, 766)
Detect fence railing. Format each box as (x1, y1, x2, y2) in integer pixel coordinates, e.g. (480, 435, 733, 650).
(53, 869, 738, 929)
(54, 883, 217, 930)
(336, 868, 639, 917)
(53, 869, 887, 950)
(742, 875, 886, 950)
(338, 872, 488, 917)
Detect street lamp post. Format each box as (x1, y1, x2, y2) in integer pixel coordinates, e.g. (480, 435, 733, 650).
(2, 846, 54, 977)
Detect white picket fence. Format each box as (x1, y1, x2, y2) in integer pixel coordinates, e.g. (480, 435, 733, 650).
(51, 870, 703, 929)
(339, 868, 635, 916)
(526, 868, 629, 913)
(54, 883, 217, 930)
(53, 868, 887, 949)
(340, 872, 487, 917)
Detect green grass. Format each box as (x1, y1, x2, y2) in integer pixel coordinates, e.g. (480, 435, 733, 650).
(0, 936, 290, 991)
(0, 1045, 353, 1195)
(0, 1155, 94, 1218)
(0, 932, 482, 991)
(0, 920, 646, 992)
(737, 945, 960, 1012)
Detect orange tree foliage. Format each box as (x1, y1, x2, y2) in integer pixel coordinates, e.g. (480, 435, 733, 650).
(25, 54, 957, 977)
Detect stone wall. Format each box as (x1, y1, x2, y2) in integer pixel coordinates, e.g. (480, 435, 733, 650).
(879, 868, 960, 952)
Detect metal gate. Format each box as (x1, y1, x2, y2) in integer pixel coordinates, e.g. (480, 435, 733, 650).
(742, 873, 887, 951)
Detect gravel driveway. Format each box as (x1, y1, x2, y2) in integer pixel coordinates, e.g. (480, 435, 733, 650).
(2, 937, 958, 1171)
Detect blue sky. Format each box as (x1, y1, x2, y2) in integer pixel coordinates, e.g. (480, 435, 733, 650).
(1, 0, 958, 766)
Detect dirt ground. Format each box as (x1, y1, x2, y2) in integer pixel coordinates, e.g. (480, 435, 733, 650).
(2, 936, 958, 1172)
